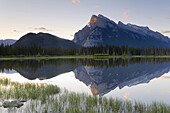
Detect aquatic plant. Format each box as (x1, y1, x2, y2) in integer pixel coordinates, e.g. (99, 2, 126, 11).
(0, 78, 60, 100)
(0, 79, 170, 113)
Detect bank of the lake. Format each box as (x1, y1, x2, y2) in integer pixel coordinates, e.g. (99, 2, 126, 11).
(0, 55, 170, 60)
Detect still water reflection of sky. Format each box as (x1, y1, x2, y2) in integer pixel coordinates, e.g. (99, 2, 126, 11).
(0, 70, 170, 105)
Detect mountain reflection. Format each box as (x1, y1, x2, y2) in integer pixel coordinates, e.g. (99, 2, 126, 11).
(0, 58, 170, 95)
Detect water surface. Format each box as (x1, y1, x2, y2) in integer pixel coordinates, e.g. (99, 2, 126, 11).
(0, 58, 170, 105)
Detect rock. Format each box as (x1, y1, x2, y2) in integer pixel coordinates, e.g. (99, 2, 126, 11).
(3, 100, 24, 108)
(19, 100, 27, 103)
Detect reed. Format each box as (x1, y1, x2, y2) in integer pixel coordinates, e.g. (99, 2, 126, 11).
(0, 79, 170, 113)
(0, 78, 60, 100)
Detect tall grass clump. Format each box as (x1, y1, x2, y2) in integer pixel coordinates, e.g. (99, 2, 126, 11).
(0, 78, 60, 101)
(0, 79, 170, 113)
(36, 91, 170, 113)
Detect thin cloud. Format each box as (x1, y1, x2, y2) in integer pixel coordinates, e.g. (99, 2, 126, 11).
(145, 17, 152, 20)
(122, 12, 129, 18)
(72, 0, 80, 3)
(146, 90, 152, 93)
(27, 27, 51, 32)
(166, 90, 170, 93)
(11, 30, 21, 33)
(159, 76, 170, 79)
(70, 34, 74, 37)
(96, 5, 100, 8)
(159, 30, 170, 34)
(165, 17, 170, 19)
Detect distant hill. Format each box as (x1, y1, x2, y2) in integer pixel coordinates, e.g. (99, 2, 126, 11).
(13, 32, 81, 49)
(0, 39, 17, 46)
(73, 14, 170, 48)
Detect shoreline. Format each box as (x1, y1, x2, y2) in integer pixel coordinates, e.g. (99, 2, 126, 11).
(0, 55, 170, 60)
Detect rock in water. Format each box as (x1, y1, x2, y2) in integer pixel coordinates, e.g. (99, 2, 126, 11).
(3, 100, 24, 108)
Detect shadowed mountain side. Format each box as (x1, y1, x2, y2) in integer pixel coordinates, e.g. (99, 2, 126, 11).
(73, 62, 170, 95)
(13, 32, 81, 49)
(14, 65, 77, 80)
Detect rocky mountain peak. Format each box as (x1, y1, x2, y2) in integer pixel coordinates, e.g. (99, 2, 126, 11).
(88, 15, 99, 25)
(73, 14, 170, 48)
(88, 14, 116, 28)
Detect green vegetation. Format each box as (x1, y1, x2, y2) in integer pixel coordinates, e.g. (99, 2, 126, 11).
(0, 78, 60, 102)
(93, 54, 110, 60)
(1, 43, 170, 58)
(0, 55, 170, 60)
(94, 54, 110, 56)
(1, 91, 169, 113)
(0, 79, 170, 113)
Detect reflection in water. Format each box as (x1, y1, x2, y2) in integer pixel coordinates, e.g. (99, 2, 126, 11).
(104, 71, 170, 105)
(0, 58, 170, 97)
(74, 62, 170, 95)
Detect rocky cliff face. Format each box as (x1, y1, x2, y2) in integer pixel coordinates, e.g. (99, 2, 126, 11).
(73, 14, 170, 48)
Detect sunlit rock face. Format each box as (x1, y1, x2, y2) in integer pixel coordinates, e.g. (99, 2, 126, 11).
(74, 62, 170, 95)
(73, 14, 170, 48)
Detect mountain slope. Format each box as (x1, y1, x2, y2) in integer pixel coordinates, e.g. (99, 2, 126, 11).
(13, 32, 81, 49)
(73, 14, 170, 48)
(0, 39, 17, 46)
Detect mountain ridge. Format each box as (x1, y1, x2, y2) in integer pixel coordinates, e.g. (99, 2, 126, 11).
(0, 39, 17, 46)
(73, 14, 170, 48)
(13, 32, 81, 49)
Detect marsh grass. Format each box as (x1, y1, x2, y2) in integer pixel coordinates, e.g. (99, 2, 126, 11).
(0, 79, 170, 113)
(24, 91, 169, 113)
(0, 78, 60, 101)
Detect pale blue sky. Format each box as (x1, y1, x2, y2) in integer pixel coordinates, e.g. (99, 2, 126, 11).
(0, 0, 170, 40)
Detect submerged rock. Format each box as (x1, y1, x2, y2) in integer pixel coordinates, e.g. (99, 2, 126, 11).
(19, 100, 27, 103)
(3, 100, 24, 108)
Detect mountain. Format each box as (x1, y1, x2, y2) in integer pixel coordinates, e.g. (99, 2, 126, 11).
(0, 39, 17, 46)
(13, 32, 81, 49)
(73, 14, 170, 48)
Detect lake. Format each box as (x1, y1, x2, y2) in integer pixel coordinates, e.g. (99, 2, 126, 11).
(0, 58, 170, 105)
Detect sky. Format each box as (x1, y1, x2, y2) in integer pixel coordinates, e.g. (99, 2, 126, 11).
(0, 0, 170, 40)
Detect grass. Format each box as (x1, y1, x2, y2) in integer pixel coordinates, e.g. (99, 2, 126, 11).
(21, 91, 170, 113)
(0, 78, 60, 102)
(0, 79, 170, 113)
(93, 54, 110, 56)
(41, 92, 170, 113)
(0, 55, 170, 60)
(93, 54, 110, 60)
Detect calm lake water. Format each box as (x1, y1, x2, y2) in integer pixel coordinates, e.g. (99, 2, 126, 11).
(0, 58, 170, 105)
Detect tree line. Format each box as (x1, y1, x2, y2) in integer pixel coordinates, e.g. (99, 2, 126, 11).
(0, 43, 170, 56)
